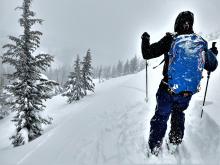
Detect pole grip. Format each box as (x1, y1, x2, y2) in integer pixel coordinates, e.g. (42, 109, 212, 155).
(211, 42, 218, 57)
(212, 42, 216, 49)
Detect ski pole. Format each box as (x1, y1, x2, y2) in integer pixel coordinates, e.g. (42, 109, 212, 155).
(201, 71, 211, 118)
(201, 42, 217, 118)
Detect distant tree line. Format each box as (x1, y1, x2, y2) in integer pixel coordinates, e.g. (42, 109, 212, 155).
(199, 31, 220, 41)
(93, 55, 146, 82)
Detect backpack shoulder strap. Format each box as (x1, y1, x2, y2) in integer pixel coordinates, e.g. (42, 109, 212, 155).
(153, 58, 165, 69)
(153, 33, 177, 69)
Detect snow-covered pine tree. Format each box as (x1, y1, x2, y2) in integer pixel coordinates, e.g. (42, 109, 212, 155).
(116, 60, 123, 77)
(92, 66, 99, 79)
(103, 66, 111, 80)
(123, 60, 130, 75)
(139, 59, 146, 71)
(2, 0, 56, 146)
(0, 76, 4, 91)
(63, 55, 84, 103)
(0, 61, 11, 119)
(111, 65, 117, 78)
(0, 88, 11, 120)
(98, 66, 103, 83)
(81, 49, 95, 95)
(129, 55, 139, 74)
(0, 58, 5, 89)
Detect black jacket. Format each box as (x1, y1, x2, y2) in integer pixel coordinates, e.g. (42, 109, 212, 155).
(141, 33, 173, 80)
(141, 33, 218, 80)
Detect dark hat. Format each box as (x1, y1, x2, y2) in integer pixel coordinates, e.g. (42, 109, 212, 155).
(174, 11, 194, 34)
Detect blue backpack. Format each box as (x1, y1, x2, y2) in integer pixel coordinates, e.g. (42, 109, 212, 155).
(167, 34, 207, 94)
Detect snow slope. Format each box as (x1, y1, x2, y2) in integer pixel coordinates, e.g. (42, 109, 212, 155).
(0, 45, 220, 164)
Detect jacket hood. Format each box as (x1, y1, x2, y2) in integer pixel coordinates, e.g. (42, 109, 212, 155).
(174, 11, 194, 34)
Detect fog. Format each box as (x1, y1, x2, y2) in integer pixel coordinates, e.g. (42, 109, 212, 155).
(1, 0, 220, 67)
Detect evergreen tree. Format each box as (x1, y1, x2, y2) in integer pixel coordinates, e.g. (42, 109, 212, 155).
(103, 66, 111, 80)
(2, 0, 55, 146)
(129, 55, 139, 73)
(63, 55, 84, 103)
(123, 60, 130, 75)
(0, 58, 5, 89)
(98, 66, 103, 83)
(0, 68, 7, 119)
(117, 60, 123, 76)
(111, 65, 117, 78)
(81, 49, 95, 95)
(139, 59, 146, 71)
(0, 88, 11, 120)
(0, 76, 4, 91)
(92, 66, 99, 79)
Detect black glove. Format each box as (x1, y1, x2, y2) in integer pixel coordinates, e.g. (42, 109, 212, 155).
(210, 46, 218, 55)
(141, 32, 150, 59)
(141, 32, 150, 41)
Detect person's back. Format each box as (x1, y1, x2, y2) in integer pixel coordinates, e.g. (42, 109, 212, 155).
(141, 11, 218, 156)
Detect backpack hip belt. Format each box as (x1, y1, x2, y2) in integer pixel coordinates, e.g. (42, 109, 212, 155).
(160, 80, 192, 97)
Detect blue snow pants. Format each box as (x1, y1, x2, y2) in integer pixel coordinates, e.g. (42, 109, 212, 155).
(148, 85, 192, 151)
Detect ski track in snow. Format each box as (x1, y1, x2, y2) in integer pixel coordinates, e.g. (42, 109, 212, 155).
(1, 52, 220, 164)
(17, 132, 54, 165)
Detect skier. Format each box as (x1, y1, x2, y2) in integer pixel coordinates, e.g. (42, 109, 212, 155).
(141, 11, 218, 155)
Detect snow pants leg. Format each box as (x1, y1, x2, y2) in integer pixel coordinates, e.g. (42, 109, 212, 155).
(148, 87, 172, 151)
(169, 93, 192, 145)
(148, 86, 192, 151)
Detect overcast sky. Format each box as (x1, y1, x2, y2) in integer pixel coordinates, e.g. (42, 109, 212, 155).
(1, 0, 220, 67)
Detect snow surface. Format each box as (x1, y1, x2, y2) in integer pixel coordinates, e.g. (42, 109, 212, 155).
(0, 42, 220, 165)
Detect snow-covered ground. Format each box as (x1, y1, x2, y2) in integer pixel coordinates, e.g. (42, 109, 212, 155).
(0, 43, 220, 165)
